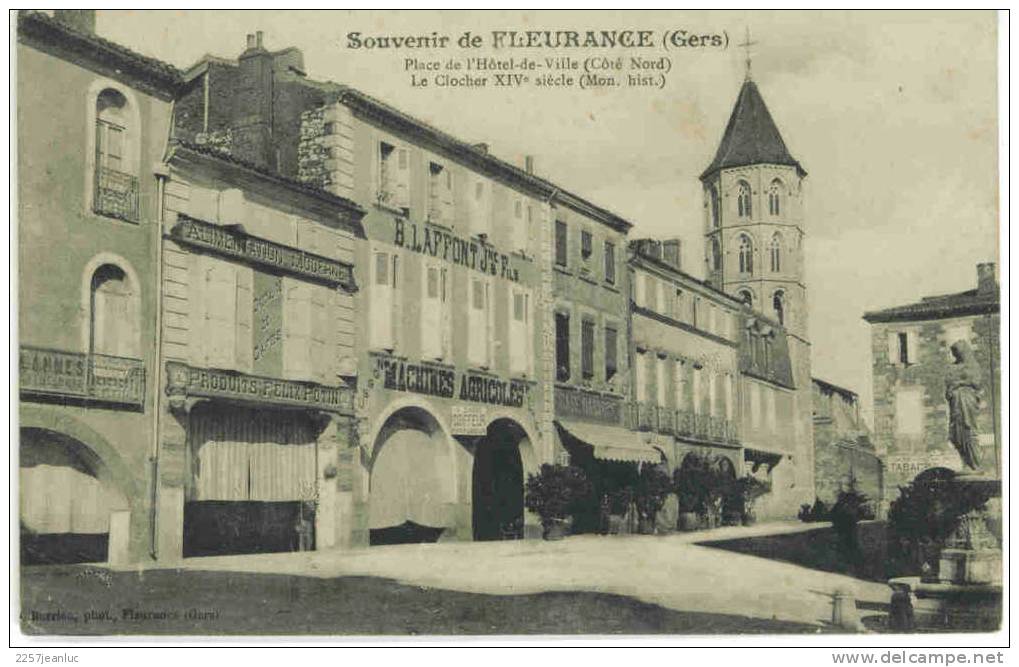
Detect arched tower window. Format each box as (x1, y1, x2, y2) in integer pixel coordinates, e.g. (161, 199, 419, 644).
(90, 264, 139, 358)
(768, 179, 783, 216)
(94, 88, 138, 222)
(711, 236, 722, 271)
(769, 233, 782, 273)
(709, 186, 720, 228)
(737, 289, 754, 308)
(736, 181, 752, 219)
(772, 290, 786, 326)
(738, 234, 754, 275)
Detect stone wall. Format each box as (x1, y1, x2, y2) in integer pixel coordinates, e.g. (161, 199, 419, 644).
(871, 312, 1000, 495)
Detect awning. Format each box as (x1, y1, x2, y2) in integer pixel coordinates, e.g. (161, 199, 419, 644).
(744, 447, 784, 473)
(556, 420, 664, 465)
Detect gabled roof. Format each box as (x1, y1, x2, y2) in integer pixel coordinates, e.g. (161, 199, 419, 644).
(701, 79, 805, 180)
(17, 11, 182, 95)
(863, 287, 999, 323)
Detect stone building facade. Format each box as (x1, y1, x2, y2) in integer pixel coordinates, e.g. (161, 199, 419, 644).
(627, 239, 742, 475)
(864, 263, 1000, 499)
(811, 378, 882, 511)
(152, 143, 364, 560)
(19, 17, 835, 561)
(17, 11, 178, 565)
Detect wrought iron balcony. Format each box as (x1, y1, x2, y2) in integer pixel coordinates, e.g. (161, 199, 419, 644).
(20, 346, 145, 407)
(93, 167, 139, 223)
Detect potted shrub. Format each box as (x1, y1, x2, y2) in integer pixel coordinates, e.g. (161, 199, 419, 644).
(732, 475, 770, 526)
(634, 465, 672, 534)
(524, 463, 592, 540)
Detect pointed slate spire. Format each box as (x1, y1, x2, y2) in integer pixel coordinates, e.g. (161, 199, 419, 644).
(701, 79, 806, 180)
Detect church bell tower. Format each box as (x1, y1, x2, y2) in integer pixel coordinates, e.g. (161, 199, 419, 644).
(701, 52, 814, 511)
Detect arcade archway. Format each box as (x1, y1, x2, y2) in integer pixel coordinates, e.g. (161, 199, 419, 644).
(19, 428, 128, 564)
(368, 406, 456, 545)
(471, 418, 529, 541)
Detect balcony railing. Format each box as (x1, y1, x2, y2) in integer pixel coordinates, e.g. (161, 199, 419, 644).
(631, 402, 739, 445)
(20, 346, 145, 407)
(93, 167, 139, 223)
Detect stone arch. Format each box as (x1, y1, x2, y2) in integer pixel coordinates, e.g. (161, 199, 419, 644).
(366, 400, 458, 542)
(79, 252, 143, 355)
(19, 404, 141, 508)
(471, 416, 535, 541)
(84, 77, 143, 215)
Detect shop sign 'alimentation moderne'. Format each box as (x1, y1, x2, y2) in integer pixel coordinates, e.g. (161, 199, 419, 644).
(171, 215, 355, 289)
(375, 357, 529, 408)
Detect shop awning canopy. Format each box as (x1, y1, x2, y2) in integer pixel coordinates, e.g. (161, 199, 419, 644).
(744, 447, 784, 473)
(556, 420, 664, 465)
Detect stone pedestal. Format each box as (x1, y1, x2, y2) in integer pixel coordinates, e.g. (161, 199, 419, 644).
(888, 475, 1002, 631)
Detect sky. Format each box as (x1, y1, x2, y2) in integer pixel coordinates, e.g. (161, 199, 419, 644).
(94, 10, 1000, 425)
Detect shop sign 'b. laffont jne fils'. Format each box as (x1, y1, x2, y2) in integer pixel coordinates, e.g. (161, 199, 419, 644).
(16, 9, 1002, 644)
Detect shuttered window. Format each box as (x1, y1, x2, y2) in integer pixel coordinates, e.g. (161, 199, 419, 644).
(604, 241, 616, 284)
(205, 260, 237, 369)
(554, 220, 568, 267)
(283, 278, 313, 381)
(581, 319, 595, 379)
(634, 351, 648, 403)
(371, 250, 398, 351)
(422, 263, 448, 361)
(470, 178, 491, 238)
(468, 277, 491, 368)
(674, 360, 685, 411)
(692, 366, 702, 415)
(655, 355, 667, 407)
(509, 288, 531, 375)
(555, 312, 570, 382)
(604, 326, 618, 381)
(512, 196, 528, 252)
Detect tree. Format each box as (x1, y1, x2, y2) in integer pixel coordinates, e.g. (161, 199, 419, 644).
(634, 465, 672, 533)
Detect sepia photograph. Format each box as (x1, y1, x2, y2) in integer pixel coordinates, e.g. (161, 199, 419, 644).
(11, 8, 1005, 649)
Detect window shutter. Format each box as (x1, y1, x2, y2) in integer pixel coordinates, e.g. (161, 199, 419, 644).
(371, 251, 394, 351)
(421, 264, 442, 360)
(656, 356, 667, 407)
(206, 262, 238, 369)
(395, 147, 410, 209)
(887, 332, 899, 365)
(906, 331, 919, 364)
(468, 278, 487, 367)
(310, 285, 330, 383)
(605, 327, 617, 381)
(441, 168, 454, 225)
(692, 368, 701, 415)
(674, 361, 684, 410)
(283, 279, 313, 380)
(724, 374, 733, 421)
(635, 352, 647, 403)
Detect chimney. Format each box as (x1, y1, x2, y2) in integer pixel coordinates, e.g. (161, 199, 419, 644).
(977, 262, 997, 295)
(54, 10, 95, 34)
(525, 155, 535, 175)
(473, 143, 489, 154)
(235, 30, 275, 167)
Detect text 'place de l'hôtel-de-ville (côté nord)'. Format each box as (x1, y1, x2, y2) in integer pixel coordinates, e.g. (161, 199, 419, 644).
(22, 10, 924, 565)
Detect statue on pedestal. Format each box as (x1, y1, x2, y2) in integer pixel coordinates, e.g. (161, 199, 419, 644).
(945, 340, 983, 472)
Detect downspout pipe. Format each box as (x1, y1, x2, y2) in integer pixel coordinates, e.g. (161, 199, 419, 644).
(149, 101, 175, 560)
